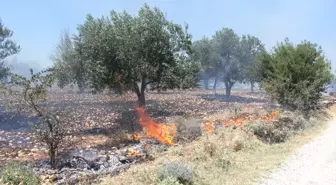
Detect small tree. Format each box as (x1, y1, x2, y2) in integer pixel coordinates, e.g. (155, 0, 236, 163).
(258, 39, 333, 110)
(12, 69, 71, 168)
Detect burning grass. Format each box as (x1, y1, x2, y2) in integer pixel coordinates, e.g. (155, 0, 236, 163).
(135, 106, 176, 145)
(97, 107, 332, 185)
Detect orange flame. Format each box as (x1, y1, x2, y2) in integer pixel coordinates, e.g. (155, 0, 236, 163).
(203, 110, 279, 133)
(136, 106, 176, 145)
(132, 132, 141, 141)
(203, 122, 214, 133)
(145, 143, 152, 149)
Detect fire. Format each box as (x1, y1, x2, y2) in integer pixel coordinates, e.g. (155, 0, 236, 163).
(145, 143, 152, 149)
(132, 132, 141, 141)
(203, 110, 279, 133)
(203, 122, 214, 133)
(264, 110, 279, 120)
(135, 106, 176, 145)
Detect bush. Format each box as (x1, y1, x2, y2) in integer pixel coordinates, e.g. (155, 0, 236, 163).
(246, 111, 309, 143)
(157, 163, 193, 185)
(174, 116, 202, 142)
(0, 163, 39, 185)
(258, 39, 333, 111)
(12, 70, 73, 168)
(246, 122, 290, 143)
(158, 176, 183, 185)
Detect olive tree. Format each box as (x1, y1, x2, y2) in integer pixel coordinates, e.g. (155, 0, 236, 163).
(77, 4, 194, 106)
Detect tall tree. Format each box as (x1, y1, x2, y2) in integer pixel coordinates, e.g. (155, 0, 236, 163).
(259, 39, 333, 110)
(77, 4, 194, 106)
(51, 30, 87, 92)
(192, 38, 216, 90)
(51, 30, 73, 88)
(213, 28, 241, 97)
(0, 19, 20, 84)
(240, 35, 265, 92)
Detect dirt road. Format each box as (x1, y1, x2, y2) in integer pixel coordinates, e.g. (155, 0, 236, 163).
(259, 120, 336, 185)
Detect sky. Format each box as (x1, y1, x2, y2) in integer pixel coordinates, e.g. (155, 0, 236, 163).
(1, 0, 336, 75)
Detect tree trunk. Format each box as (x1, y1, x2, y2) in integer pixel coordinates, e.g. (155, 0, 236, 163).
(137, 77, 147, 107)
(204, 78, 209, 89)
(250, 82, 254, 93)
(225, 81, 234, 97)
(49, 145, 56, 168)
(78, 84, 84, 93)
(137, 93, 146, 107)
(213, 76, 218, 95)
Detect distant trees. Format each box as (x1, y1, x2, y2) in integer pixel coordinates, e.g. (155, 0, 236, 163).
(239, 35, 265, 92)
(0, 19, 20, 85)
(51, 30, 87, 92)
(258, 39, 333, 110)
(193, 28, 264, 96)
(213, 28, 241, 97)
(193, 38, 216, 90)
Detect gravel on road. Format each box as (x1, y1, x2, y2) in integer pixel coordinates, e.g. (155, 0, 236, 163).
(259, 120, 336, 185)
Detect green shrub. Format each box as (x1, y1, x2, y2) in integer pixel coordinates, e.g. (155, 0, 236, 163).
(246, 122, 290, 143)
(0, 163, 39, 185)
(158, 176, 183, 185)
(258, 39, 333, 111)
(157, 163, 193, 185)
(246, 112, 309, 143)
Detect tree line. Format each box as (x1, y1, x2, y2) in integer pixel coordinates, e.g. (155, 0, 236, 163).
(1, 3, 334, 110)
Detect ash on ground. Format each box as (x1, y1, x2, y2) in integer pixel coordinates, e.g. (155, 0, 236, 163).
(31, 141, 165, 185)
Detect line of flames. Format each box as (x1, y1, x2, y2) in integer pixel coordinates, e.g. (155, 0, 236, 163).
(129, 107, 279, 156)
(202, 110, 279, 133)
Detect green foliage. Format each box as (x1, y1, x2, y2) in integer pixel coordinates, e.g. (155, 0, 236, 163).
(239, 35, 265, 91)
(0, 19, 20, 60)
(258, 39, 333, 110)
(51, 30, 87, 92)
(0, 61, 10, 83)
(246, 121, 290, 143)
(157, 163, 193, 185)
(75, 4, 195, 105)
(158, 176, 183, 185)
(246, 112, 307, 143)
(0, 162, 39, 185)
(192, 38, 217, 80)
(193, 28, 264, 96)
(0, 19, 20, 85)
(154, 56, 200, 91)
